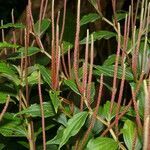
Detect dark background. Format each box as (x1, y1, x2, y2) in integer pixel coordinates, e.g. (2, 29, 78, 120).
(0, 0, 27, 24)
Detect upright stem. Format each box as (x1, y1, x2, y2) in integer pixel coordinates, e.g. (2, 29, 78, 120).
(110, 23, 121, 114)
(26, 2, 35, 149)
(38, 72, 46, 150)
(28, 122, 35, 150)
(143, 79, 150, 150)
(73, 0, 82, 93)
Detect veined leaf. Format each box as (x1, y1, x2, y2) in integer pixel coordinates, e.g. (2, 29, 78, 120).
(121, 120, 142, 150)
(49, 90, 61, 113)
(47, 126, 65, 145)
(80, 30, 116, 44)
(64, 79, 80, 95)
(0, 42, 20, 49)
(102, 101, 118, 121)
(0, 62, 20, 85)
(86, 114, 104, 135)
(0, 113, 26, 137)
(0, 92, 15, 104)
(130, 82, 145, 119)
(0, 62, 17, 76)
(34, 19, 51, 36)
(103, 54, 121, 66)
(90, 82, 95, 102)
(0, 92, 8, 104)
(8, 47, 41, 59)
(35, 54, 50, 66)
(88, 0, 99, 12)
(0, 73, 20, 85)
(61, 41, 73, 55)
(37, 64, 51, 86)
(80, 13, 101, 26)
(59, 111, 88, 149)
(22, 69, 40, 86)
(113, 12, 128, 21)
(86, 137, 118, 150)
(55, 113, 68, 127)
(16, 102, 55, 118)
(94, 65, 134, 81)
(27, 71, 39, 86)
(0, 23, 25, 29)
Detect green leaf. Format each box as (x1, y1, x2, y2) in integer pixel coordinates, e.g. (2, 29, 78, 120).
(0, 113, 26, 137)
(94, 65, 134, 81)
(64, 79, 80, 95)
(137, 86, 145, 119)
(39, 145, 58, 150)
(138, 42, 150, 75)
(102, 101, 118, 121)
(55, 113, 68, 127)
(86, 115, 104, 135)
(88, 0, 99, 12)
(49, 90, 61, 113)
(0, 73, 20, 85)
(8, 47, 41, 59)
(130, 82, 145, 118)
(61, 41, 73, 55)
(16, 102, 55, 118)
(113, 12, 128, 21)
(37, 64, 51, 86)
(103, 54, 121, 66)
(34, 19, 51, 36)
(0, 62, 16, 75)
(86, 137, 118, 150)
(70, 66, 84, 80)
(0, 42, 20, 49)
(120, 36, 132, 54)
(121, 120, 142, 150)
(0, 143, 5, 150)
(90, 82, 96, 102)
(80, 13, 101, 26)
(35, 124, 55, 138)
(80, 31, 116, 44)
(20, 46, 40, 56)
(26, 71, 39, 86)
(0, 62, 20, 85)
(0, 23, 25, 29)
(25, 65, 37, 75)
(35, 54, 50, 65)
(0, 92, 8, 104)
(0, 92, 15, 104)
(59, 111, 88, 149)
(47, 126, 65, 145)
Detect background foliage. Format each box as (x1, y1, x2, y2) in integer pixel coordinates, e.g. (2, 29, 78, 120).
(0, 0, 150, 149)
